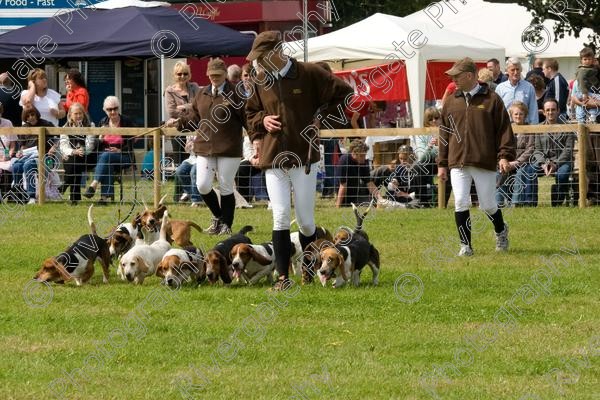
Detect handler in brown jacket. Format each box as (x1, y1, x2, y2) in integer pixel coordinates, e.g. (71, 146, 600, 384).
(245, 31, 353, 289)
(438, 57, 516, 257)
(189, 58, 246, 235)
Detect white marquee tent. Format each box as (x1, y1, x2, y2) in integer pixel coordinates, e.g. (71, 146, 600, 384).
(405, 0, 596, 80)
(285, 12, 505, 128)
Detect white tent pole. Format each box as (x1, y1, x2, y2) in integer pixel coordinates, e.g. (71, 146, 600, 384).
(407, 56, 426, 129)
(302, 0, 308, 62)
(160, 54, 166, 183)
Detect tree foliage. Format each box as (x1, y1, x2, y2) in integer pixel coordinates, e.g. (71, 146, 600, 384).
(333, 0, 432, 28)
(487, 0, 599, 50)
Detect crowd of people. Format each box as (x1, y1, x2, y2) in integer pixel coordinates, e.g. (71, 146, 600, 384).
(1, 47, 600, 212)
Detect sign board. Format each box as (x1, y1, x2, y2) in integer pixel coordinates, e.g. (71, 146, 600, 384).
(0, 0, 100, 29)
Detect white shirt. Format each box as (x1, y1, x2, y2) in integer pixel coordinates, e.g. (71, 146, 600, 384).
(277, 58, 293, 79)
(19, 88, 61, 126)
(0, 118, 16, 152)
(212, 82, 226, 96)
(463, 83, 481, 100)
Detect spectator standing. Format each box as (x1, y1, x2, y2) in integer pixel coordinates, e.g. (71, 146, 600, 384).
(525, 58, 548, 84)
(574, 47, 600, 122)
(543, 58, 570, 118)
(239, 63, 253, 98)
(164, 61, 201, 165)
(19, 68, 65, 126)
(63, 69, 89, 112)
(527, 74, 547, 123)
(478, 68, 497, 92)
(487, 58, 507, 84)
(496, 58, 539, 125)
(0, 72, 23, 127)
(438, 58, 515, 256)
(227, 64, 242, 85)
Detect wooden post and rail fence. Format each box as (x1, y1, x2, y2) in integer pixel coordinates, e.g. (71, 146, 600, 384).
(1, 123, 599, 208)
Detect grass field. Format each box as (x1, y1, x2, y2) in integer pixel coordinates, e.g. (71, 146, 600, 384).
(0, 197, 598, 400)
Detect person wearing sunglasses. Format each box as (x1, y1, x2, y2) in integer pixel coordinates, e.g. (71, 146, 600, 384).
(83, 96, 136, 205)
(164, 61, 201, 167)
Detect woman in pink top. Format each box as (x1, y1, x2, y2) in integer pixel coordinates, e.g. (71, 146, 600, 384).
(63, 69, 90, 112)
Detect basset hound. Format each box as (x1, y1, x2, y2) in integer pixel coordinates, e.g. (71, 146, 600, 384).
(204, 225, 253, 284)
(230, 242, 275, 285)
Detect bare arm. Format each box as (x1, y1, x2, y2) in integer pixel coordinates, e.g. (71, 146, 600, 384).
(20, 80, 36, 108)
(336, 184, 347, 208)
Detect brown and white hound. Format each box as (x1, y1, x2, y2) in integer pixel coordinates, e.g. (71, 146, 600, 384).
(34, 234, 112, 286)
(318, 235, 380, 288)
(156, 246, 205, 287)
(204, 225, 253, 285)
(230, 242, 275, 285)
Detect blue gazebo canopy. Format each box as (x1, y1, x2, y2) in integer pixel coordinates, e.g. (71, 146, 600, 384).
(0, 5, 254, 59)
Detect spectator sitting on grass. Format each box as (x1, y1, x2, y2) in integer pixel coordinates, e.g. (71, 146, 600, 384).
(335, 139, 380, 207)
(372, 145, 424, 208)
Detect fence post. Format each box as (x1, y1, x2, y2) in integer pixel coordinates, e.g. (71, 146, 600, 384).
(437, 177, 446, 209)
(437, 131, 445, 209)
(37, 127, 46, 205)
(578, 123, 588, 208)
(153, 129, 161, 207)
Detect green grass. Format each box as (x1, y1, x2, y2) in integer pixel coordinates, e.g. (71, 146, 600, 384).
(0, 199, 599, 400)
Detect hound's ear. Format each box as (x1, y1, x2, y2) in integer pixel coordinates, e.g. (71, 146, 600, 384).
(156, 261, 166, 278)
(337, 253, 349, 281)
(37, 258, 69, 281)
(230, 244, 240, 260)
(219, 255, 231, 284)
(155, 205, 167, 219)
(250, 247, 272, 266)
(132, 213, 142, 228)
(136, 256, 149, 273)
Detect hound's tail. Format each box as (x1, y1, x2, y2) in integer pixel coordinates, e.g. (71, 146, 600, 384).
(237, 225, 254, 236)
(351, 199, 374, 232)
(88, 205, 97, 235)
(188, 222, 203, 234)
(160, 211, 170, 241)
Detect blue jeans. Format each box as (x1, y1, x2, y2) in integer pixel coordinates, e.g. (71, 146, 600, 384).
(175, 160, 202, 202)
(251, 172, 269, 200)
(321, 138, 336, 194)
(495, 171, 514, 207)
(12, 154, 44, 199)
(513, 163, 538, 206)
(93, 151, 131, 197)
(555, 162, 572, 199)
